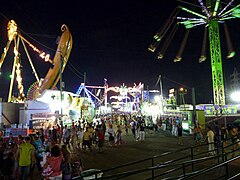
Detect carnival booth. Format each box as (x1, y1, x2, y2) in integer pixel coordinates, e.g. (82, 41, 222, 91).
(20, 89, 94, 129)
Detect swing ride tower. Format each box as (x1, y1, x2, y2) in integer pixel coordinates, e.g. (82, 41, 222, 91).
(208, 0, 225, 105)
(149, 0, 240, 105)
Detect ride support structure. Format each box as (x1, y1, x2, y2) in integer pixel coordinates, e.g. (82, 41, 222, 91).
(208, 19, 225, 105)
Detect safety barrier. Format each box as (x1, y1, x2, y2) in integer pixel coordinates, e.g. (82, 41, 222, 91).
(78, 138, 240, 179)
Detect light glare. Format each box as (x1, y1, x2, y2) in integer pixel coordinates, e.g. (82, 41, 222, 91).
(231, 92, 240, 102)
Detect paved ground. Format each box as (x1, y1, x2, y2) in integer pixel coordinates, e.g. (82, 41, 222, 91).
(79, 129, 196, 169)
(73, 129, 209, 179)
(75, 128, 240, 179)
(33, 128, 240, 179)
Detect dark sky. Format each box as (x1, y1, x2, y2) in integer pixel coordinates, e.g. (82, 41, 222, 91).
(0, 0, 240, 104)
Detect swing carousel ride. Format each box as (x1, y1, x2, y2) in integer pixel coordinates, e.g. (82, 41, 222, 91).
(148, 0, 240, 106)
(0, 20, 73, 103)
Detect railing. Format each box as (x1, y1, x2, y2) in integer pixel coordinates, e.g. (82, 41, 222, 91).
(178, 155, 240, 179)
(85, 155, 216, 179)
(99, 144, 203, 177)
(78, 139, 240, 179)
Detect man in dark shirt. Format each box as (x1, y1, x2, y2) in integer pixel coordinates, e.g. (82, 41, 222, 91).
(214, 122, 221, 148)
(52, 126, 58, 143)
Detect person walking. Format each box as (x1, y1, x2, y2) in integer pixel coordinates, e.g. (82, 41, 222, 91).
(115, 125, 123, 145)
(124, 122, 129, 135)
(139, 122, 145, 141)
(135, 119, 140, 141)
(172, 118, 177, 136)
(70, 129, 78, 152)
(107, 125, 115, 147)
(82, 127, 92, 152)
(42, 145, 63, 179)
(61, 144, 72, 180)
(193, 123, 203, 151)
(33, 135, 45, 171)
(230, 126, 239, 157)
(16, 136, 36, 180)
(95, 125, 105, 153)
(220, 124, 228, 150)
(77, 128, 84, 149)
(214, 122, 221, 149)
(177, 123, 183, 145)
(62, 125, 69, 145)
(206, 126, 215, 156)
(130, 120, 136, 138)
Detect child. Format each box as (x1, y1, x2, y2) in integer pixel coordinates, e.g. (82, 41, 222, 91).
(115, 125, 123, 145)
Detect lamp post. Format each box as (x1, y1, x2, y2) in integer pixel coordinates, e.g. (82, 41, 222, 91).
(179, 87, 187, 110)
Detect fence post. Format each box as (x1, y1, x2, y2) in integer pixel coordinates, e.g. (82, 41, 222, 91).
(182, 163, 186, 177)
(221, 141, 225, 162)
(152, 157, 154, 179)
(225, 163, 229, 178)
(191, 147, 194, 172)
(217, 142, 220, 164)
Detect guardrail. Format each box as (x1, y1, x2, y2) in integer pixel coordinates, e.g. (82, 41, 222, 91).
(178, 155, 240, 179)
(79, 139, 240, 179)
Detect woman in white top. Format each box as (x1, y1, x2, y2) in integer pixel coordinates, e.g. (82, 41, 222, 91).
(107, 125, 115, 146)
(207, 126, 215, 155)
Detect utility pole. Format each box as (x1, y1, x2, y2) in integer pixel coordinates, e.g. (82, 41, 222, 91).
(59, 48, 64, 129)
(104, 78, 108, 109)
(83, 72, 86, 98)
(159, 75, 164, 114)
(159, 75, 163, 97)
(60, 49, 63, 115)
(192, 87, 196, 125)
(81, 72, 86, 119)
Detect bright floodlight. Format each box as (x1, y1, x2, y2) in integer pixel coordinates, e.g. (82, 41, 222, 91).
(231, 91, 240, 102)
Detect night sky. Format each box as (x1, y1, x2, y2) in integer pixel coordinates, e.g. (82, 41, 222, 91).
(0, 0, 240, 104)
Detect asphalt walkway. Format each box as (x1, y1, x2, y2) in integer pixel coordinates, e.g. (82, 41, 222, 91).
(76, 128, 240, 179)
(32, 128, 240, 179)
(76, 129, 202, 179)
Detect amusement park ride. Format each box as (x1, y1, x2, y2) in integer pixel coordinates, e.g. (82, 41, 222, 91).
(75, 81, 144, 113)
(0, 19, 144, 125)
(149, 0, 240, 106)
(0, 20, 73, 102)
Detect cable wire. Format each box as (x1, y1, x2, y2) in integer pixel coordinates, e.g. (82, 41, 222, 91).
(68, 60, 84, 76)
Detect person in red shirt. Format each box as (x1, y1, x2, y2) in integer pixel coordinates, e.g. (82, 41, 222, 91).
(42, 145, 63, 179)
(95, 125, 105, 153)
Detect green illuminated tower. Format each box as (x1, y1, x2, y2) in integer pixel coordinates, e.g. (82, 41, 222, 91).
(208, 20, 225, 105)
(149, 0, 240, 105)
(207, 0, 225, 105)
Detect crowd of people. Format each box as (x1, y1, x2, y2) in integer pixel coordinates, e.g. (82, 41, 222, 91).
(202, 122, 240, 156)
(164, 115, 240, 156)
(0, 115, 240, 179)
(0, 115, 148, 180)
